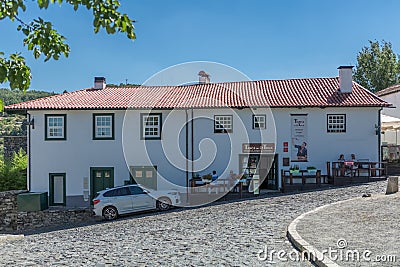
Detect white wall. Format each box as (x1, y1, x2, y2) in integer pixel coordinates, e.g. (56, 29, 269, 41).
(29, 106, 380, 201)
(273, 107, 380, 177)
(380, 94, 399, 118)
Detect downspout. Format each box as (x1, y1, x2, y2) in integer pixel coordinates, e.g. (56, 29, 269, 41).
(27, 112, 32, 191)
(185, 109, 189, 204)
(191, 108, 194, 178)
(378, 108, 382, 162)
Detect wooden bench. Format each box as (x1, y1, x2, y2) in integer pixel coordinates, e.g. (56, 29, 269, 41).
(281, 169, 324, 192)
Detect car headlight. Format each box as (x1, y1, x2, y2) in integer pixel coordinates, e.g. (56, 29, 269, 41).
(168, 192, 178, 195)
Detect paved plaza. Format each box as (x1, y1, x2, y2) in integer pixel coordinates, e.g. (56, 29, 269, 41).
(0, 181, 388, 266)
(294, 190, 399, 266)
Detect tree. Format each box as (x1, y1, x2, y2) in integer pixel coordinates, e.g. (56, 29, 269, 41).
(353, 40, 400, 93)
(0, 0, 136, 94)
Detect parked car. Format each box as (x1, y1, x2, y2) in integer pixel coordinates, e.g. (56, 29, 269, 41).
(93, 184, 181, 220)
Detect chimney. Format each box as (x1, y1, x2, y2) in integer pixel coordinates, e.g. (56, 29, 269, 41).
(94, 77, 106, 90)
(338, 66, 354, 93)
(198, 70, 210, 84)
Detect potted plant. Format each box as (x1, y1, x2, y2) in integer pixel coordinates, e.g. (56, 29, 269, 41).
(307, 166, 317, 175)
(290, 165, 300, 174)
(202, 173, 212, 183)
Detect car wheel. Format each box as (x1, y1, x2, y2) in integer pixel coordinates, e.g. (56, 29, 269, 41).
(102, 206, 118, 220)
(157, 197, 172, 211)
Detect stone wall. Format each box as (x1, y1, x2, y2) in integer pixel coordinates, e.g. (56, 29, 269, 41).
(16, 209, 94, 231)
(0, 190, 94, 233)
(0, 190, 26, 232)
(3, 136, 27, 159)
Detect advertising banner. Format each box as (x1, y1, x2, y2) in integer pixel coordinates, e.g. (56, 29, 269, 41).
(291, 114, 308, 162)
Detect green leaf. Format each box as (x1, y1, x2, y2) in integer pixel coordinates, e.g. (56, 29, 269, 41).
(0, 0, 136, 92)
(354, 40, 400, 92)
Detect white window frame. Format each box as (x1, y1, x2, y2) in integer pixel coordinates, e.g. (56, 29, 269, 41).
(253, 115, 266, 129)
(141, 113, 162, 139)
(327, 114, 346, 133)
(45, 114, 66, 140)
(214, 115, 233, 133)
(93, 114, 114, 140)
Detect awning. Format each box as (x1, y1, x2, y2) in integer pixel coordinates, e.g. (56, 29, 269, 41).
(382, 114, 400, 131)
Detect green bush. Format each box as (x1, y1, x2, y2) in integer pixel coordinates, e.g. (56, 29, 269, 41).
(0, 148, 27, 191)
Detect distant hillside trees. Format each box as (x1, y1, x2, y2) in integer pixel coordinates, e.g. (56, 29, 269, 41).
(0, 88, 55, 106)
(0, 88, 55, 136)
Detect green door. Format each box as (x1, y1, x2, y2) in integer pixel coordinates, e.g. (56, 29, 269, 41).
(130, 166, 157, 190)
(90, 167, 114, 200)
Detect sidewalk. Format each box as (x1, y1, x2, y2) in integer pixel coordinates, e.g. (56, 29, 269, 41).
(0, 234, 24, 243)
(289, 192, 400, 266)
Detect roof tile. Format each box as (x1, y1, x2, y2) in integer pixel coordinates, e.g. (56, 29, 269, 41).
(4, 77, 390, 111)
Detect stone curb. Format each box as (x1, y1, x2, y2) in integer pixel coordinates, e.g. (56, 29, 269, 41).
(286, 197, 362, 267)
(0, 234, 24, 244)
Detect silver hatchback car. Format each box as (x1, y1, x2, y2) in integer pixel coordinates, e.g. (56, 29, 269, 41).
(93, 184, 181, 220)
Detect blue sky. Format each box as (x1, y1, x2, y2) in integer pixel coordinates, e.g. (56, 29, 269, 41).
(1, 0, 400, 92)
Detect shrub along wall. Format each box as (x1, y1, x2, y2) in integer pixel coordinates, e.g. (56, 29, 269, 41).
(0, 190, 93, 233)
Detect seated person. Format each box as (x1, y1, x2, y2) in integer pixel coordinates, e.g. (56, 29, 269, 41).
(338, 154, 346, 170)
(211, 170, 218, 181)
(350, 154, 357, 166)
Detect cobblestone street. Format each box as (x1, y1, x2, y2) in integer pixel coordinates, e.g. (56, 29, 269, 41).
(0, 181, 387, 266)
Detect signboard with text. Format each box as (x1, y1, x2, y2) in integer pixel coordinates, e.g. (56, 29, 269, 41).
(242, 143, 275, 154)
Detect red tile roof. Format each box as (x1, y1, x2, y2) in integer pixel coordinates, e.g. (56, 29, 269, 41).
(376, 84, 400, 97)
(4, 77, 390, 111)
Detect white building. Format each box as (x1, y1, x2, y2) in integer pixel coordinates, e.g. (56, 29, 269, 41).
(376, 85, 400, 160)
(5, 67, 390, 207)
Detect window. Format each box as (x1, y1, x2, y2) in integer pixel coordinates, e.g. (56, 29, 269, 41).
(93, 113, 114, 140)
(327, 114, 346, 133)
(104, 187, 131, 197)
(45, 114, 66, 140)
(129, 186, 145, 195)
(141, 113, 162, 139)
(253, 115, 266, 129)
(214, 115, 233, 133)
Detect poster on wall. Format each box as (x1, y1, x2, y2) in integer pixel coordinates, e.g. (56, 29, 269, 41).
(291, 114, 308, 162)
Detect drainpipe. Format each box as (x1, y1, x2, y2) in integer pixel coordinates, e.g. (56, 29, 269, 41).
(185, 109, 189, 204)
(27, 112, 32, 191)
(191, 108, 194, 179)
(378, 108, 382, 162)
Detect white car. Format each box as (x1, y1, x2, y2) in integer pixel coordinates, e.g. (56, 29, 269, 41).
(93, 184, 181, 220)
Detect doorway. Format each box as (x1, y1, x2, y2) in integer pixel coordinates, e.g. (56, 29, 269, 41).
(90, 167, 114, 200)
(49, 173, 66, 206)
(130, 166, 158, 190)
(239, 154, 278, 190)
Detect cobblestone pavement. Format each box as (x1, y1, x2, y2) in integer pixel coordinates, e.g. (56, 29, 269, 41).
(0, 181, 387, 266)
(295, 190, 399, 267)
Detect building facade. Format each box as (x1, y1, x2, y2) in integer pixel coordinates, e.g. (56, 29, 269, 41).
(5, 67, 390, 207)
